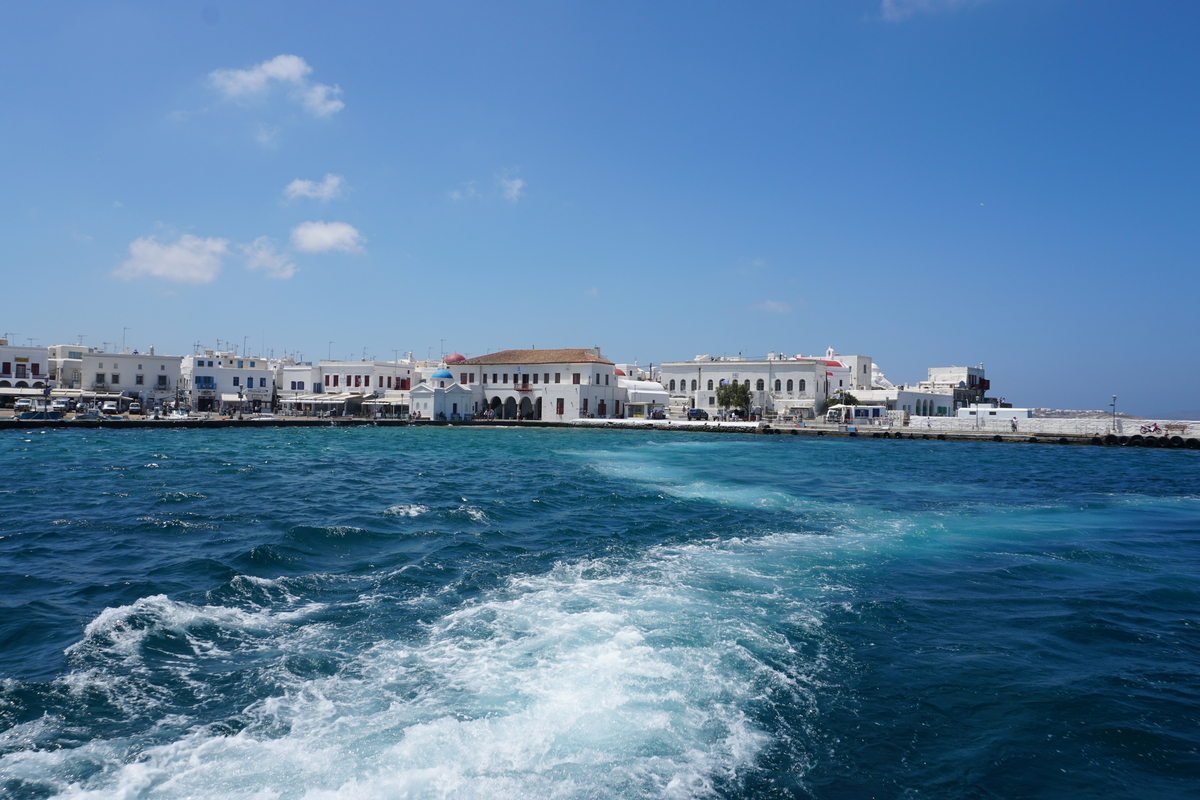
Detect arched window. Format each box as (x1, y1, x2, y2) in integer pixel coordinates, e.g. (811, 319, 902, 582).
(756, 379, 764, 391)
(669, 380, 676, 391)
(744, 380, 750, 388)
(691, 379, 697, 391)
(799, 379, 806, 392)
(774, 379, 781, 391)
(707, 379, 713, 390)
(786, 379, 793, 392)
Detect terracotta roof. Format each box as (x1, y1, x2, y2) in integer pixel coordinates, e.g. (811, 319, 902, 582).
(461, 348, 614, 366)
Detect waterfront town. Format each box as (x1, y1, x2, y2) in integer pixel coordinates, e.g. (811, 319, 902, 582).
(1, 335, 1001, 422)
(1, 334, 1196, 445)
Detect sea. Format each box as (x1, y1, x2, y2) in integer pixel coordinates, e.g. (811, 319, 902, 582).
(0, 426, 1197, 799)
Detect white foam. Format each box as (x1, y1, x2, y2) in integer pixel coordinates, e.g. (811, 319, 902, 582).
(6, 536, 852, 799)
(383, 504, 430, 518)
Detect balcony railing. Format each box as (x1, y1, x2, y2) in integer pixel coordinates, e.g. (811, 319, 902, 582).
(515, 384, 533, 392)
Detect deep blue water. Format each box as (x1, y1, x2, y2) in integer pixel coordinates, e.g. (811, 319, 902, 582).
(0, 427, 1197, 799)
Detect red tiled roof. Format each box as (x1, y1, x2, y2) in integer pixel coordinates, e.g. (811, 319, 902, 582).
(460, 348, 614, 366)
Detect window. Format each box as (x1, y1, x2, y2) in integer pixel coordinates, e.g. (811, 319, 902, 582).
(572, 373, 580, 385)
(522, 374, 529, 386)
(68, 351, 82, 360)
(469, 373, 475, 383)
(461, 373, 468, 385)
(290, 381, 297, 391)
(260, 378, 267, 388)
(555, 373, 561, 383)
(251, 361, 256, 368)
(544, 373, 550, 384)
(744, 380, 750, 388)
(136, 375, 145, 385)
(157, 376, 168, 389)
(707, 379, 713, 390)
(690, 379, 696, 391)
(606, 374, 610, 386)
(493, 374, 498, 384)
(233, 377, 241, 386)
(1, 362, 10, 375)
(111, 374, 120, 385)
(325, 375, 331, 387)
(138, 365, 143, 370)
(533, 373, 539, 384)
(556, 398, 564, 415)
(756, 379, 765, 390)
(595, 373, 600, 384)
(160, 365, 166, 371)
(774, 379, 780, 391)
(503, 374, 508, 383)
(354, 375, 361, 388)
(238, 361, 243, 369)
(787, 379, 793, 392)
(582, 398, 588, 413)
(96, 373, 106, 385)
(334, 375, 340, 387)
(297, 381, 305, 391)
(709, 397, 715, 405)
(799, 379, 805, 391)
(669, 380, 676, 391)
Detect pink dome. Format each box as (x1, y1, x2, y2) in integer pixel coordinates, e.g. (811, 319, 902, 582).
(614, 368, 626, 376)
(445, 353, 466, 363)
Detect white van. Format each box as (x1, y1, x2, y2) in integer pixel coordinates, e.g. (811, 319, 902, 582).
(101, 401, 119, 414)
(14, 399, 34, 412)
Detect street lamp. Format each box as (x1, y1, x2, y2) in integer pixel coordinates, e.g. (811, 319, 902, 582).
(1110, 395, 1117, 433)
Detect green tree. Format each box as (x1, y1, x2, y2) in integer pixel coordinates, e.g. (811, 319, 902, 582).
(716, 381, 752, 417)
(831, 389, 860, 406)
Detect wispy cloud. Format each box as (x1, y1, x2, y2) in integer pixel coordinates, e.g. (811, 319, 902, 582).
(290, 221, 364, 253)
(209, 54, 344, 117)
(449, 181, 481, 201)
(879, 0, 989, 22)
(752, 300, 792, 314)
(284, 174, 345, 202)
(499, 175, 526, 202)
(242, 236, 296, 279)
(585, 287, 599, 298)
(254, 124, 281, 148)
(113, 234, 229, 285)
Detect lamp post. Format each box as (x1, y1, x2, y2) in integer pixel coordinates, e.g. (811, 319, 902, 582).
(1110, 395, 1117, 433)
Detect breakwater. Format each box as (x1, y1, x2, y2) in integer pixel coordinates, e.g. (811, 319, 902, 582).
(2, 415, 1198, 447)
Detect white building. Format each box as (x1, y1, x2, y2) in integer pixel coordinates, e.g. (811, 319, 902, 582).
(918, 365, 991, 409)
(452, 348, 624, 420)
(182, 351, 273, 412)
(1, 339, 51, 407)
(48, 345, 182, 410)
(658, 353, 829, 419)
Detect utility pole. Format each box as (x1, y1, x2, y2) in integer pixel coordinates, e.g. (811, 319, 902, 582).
(122, 327, 131, 351)
(328, 341, 334, 360)
(1110, 395, 1118, 433)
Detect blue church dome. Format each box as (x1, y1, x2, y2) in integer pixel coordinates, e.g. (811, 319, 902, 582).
(431, 369, 454, 379)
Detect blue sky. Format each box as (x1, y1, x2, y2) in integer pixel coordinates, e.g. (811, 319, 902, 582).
(3, 1, 1197, 416)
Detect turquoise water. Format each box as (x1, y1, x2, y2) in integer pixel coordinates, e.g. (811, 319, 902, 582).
(0, 427, 1197, 798)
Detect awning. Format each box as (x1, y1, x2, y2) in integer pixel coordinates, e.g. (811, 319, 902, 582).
(220, 393, 244, 403)
(0, 387, 51, 397)
(776, 398, 816, 408)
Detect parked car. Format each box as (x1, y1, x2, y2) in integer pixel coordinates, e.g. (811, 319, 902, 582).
(51, 398, 71, 412)
(14, 399, 34, 412)
(101, 401, 118, 414)
(686, 408, 710, 421)
(128, 402, 142, 415)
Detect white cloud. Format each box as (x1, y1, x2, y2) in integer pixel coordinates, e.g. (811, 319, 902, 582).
(208, 54, 343, 117)
(752, 300, 792, 314)
(880, 0, 988, 22)
(210, 54, 311, 96)
(254, 124, 281, 148)
(284, 174, 345, 202)
(500, 176, 526, 202)
(302, 83, 345, 117)
(113, 234, 229, 285)
(449, 181, 481, 201)
(242, 236, 296, 279)
(585, 287, 599, 298)
(290, 221, 365, 253)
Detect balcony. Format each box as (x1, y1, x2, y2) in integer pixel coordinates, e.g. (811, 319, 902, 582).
(515, 384, 533, 392)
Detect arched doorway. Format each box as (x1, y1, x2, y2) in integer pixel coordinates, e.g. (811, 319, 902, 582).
(489, 396, 503, 419)
(503, 397, 517, 419)
(534, 397, 543, 420)
(519, 397, 533, 419)
(597, 400, 607, 417)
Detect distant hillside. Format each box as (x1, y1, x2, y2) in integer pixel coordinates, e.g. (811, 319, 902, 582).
(1031, 408, 1143, 420)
